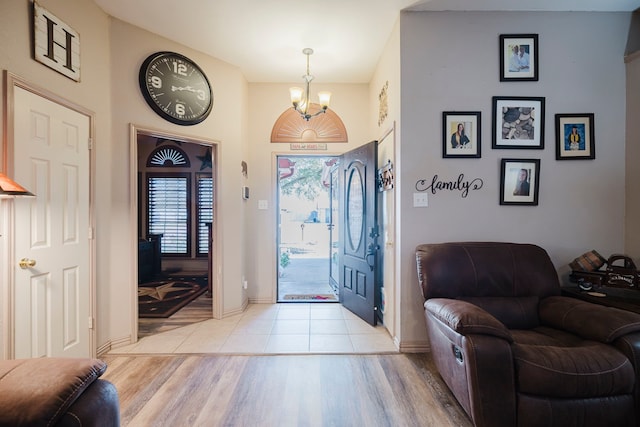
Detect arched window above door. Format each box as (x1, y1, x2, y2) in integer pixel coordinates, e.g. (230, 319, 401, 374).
(146, 145, 191, 167)
(270, 103, 348, 143)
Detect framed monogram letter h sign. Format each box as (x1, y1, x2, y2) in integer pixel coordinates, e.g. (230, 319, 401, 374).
(33, 2, 81, 82)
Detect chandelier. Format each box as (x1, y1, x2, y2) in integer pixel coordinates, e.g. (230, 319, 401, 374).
(289, 48, 331, 121)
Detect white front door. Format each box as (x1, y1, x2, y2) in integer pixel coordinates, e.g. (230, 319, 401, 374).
(12, 86, 91, 358)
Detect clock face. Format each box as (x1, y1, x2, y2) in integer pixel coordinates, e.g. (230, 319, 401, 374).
(139, 51, 213, 125)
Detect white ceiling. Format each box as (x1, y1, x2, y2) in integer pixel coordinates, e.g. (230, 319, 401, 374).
(92, 0, 639, 84)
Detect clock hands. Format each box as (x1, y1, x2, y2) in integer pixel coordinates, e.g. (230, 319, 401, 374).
(171, 85, 208, 102)
(171, 85, 198, 93)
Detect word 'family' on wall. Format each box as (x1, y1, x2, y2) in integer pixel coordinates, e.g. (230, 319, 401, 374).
(415, 174, 484, 199)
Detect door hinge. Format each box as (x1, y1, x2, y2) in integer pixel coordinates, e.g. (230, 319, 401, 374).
(88, 317, 95, 330)
(88, 227, 94, 239)
(88, 137, 93, 150)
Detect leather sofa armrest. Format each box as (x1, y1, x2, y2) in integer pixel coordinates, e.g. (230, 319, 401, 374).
(57, 379, 120, 427)
(540, 296, 640, 343)
(425, 298, 513, 342)
(0, 358, 108, 426)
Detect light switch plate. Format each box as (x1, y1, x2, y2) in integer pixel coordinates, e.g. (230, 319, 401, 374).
(413, 193, 429, 207)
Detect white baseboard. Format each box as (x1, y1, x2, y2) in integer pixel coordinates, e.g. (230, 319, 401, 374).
(399, 340, 430, 353)
(97, 335, 132, 357)
(248, 297, 275, 304)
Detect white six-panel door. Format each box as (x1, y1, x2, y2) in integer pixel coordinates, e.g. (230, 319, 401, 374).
(12, 86, 91, 358)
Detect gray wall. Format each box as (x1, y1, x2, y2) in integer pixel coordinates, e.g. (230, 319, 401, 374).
(625, 51, 640, 257)
(399, 11, 630, 345)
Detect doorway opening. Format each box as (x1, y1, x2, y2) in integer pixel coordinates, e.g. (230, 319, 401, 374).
(135, 130, 217, 338)
(277, 155, 339, 302)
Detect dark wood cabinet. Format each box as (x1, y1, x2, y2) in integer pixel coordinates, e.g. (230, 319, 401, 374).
(561, 285, 640, 314)
(138, 234, 162, 283)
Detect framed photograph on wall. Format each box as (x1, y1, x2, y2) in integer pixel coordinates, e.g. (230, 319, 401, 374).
(499, 34, 538, 82)
(442, 111, 481, 158)
(492, 96, 545, 149)
(555, 113, 595, 160)
(500, 158, 540, 206)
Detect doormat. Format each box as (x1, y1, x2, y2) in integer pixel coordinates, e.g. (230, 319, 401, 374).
(282, 294, 338, 301)
(138, 277, 208, 318)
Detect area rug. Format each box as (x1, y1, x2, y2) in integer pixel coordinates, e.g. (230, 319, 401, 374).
(282, 294, 338, 301)
(138, 276, 208, 318)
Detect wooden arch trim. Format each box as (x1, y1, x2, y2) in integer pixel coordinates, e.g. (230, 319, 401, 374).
(271, 103, 348, 143)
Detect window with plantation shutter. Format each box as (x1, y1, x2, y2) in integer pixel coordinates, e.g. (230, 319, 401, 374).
(147, 174, 190, 255)
(197, 174, 213, 255)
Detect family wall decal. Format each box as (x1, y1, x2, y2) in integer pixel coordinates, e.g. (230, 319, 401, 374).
(415, 174, 484, 198)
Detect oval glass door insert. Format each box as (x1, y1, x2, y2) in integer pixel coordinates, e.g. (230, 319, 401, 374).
(347, 167, 364, 251)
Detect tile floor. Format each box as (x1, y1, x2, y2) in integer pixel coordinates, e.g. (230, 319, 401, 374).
(109, 303, 398, 355)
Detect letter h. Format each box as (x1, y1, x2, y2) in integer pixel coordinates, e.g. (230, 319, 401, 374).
(44, 14, 74, 71)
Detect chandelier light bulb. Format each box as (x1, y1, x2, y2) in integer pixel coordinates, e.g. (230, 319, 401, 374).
(318, 91, 331, 109)
(289, 87, 303, 106)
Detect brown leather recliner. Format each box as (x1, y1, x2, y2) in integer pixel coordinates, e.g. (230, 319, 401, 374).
(416, 242, 640, 427)
(0, 357, 120, 426)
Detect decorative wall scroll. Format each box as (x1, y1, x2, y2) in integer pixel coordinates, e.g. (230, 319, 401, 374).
(415, 174, 484, 199)
(378, 81, 389, 127)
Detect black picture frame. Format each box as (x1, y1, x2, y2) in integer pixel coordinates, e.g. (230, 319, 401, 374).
(555, 113, 595, 160)
(442, 111, 481, 158)
(499, 34, 539, 82)
(492, 96, 545, 149)
(500, 158, 540, 206)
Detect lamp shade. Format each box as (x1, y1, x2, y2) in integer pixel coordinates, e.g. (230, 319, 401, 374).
(0, 172, 35, 197)
(317, 91, 331, 109)
(289, 87, 303, 106)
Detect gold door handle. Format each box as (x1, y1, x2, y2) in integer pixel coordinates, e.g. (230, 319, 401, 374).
(19, 258, 36, 269)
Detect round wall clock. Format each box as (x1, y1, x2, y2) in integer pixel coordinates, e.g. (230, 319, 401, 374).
(139, 51, 213, 126)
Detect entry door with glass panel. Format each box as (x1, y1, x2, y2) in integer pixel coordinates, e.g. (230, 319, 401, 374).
(339, 141, 379, 325)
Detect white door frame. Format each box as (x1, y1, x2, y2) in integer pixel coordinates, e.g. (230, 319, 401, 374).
(1, 71, 97, 359)
(128, 125, 222, 343)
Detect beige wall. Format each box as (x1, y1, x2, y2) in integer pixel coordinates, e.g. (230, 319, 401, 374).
(369, 18, 401, 342)
(108, 18, 250, 344)
(0, 0, 251, 355)
(399, 11, 630, 347)
(0, 0, 112, 355)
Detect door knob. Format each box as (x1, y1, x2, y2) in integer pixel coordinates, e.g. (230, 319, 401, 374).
(19, 258, 36, 269)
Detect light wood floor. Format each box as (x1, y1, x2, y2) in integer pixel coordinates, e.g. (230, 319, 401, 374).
(101, 352, 472, 427)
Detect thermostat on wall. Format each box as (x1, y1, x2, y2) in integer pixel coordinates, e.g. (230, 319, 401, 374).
(242, 186, 249, 200)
